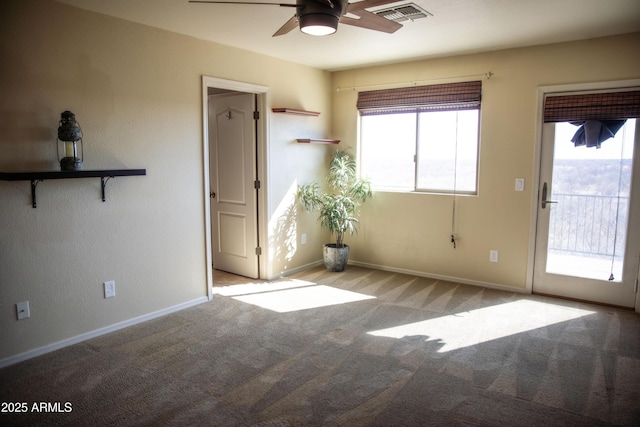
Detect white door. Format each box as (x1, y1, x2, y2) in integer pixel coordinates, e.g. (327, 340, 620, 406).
(208, 92, 259, 278)
(533, 119, 640, 307)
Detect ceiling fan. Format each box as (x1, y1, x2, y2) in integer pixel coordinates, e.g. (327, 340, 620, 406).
(189, 0, 404, 36)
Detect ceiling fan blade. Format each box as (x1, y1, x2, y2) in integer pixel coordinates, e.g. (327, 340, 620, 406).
(191, 0, 405, 36)
(273, 15, 299, 36)
(340, 9, 402, 33)
(189, 1, 296, 7)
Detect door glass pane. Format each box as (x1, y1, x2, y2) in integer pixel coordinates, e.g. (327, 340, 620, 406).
(546, 119, 636, 281)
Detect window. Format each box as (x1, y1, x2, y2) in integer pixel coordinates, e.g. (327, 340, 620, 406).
(358, 81, 481, 194)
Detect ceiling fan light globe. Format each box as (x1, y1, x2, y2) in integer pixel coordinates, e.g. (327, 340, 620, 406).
(301, 25, 337, 36)
(299, 14, 338, 36)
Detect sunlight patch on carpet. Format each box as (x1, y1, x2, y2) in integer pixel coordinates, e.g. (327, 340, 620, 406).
(367, 299, 595, 352)
(213, 279, 318, 297)
(216, 280, 376, 313)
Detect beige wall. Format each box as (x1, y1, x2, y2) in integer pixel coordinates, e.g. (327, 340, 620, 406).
(1, 0, 638, 364)
(331, 32, 640, 290)
(0, 0, 331, 362)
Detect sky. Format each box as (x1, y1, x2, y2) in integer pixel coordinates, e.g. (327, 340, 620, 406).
(553, 119, 636, 160)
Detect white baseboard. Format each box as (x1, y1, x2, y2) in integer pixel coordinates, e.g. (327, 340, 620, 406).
(348, 260, 529, 295)
(273, 258, 527, 294)
(269, 260, 324, 280)
(0, 296, 210, 369)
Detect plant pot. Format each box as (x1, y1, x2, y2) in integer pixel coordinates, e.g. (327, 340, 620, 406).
(323, 244, 349, 272)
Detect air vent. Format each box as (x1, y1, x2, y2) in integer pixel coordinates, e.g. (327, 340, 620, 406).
(374, 3, 432, 23)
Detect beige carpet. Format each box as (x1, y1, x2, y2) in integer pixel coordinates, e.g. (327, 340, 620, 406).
(1, 265, 639, 426)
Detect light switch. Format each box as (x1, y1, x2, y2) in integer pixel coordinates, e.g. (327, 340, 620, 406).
(515, 178, 525, 192)
(17, 301, 30, 320)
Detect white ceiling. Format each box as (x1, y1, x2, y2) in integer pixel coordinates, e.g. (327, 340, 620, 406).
(55, 0, 640, 71)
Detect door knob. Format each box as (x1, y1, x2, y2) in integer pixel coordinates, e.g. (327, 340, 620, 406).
(541, 182, 557, 209)
(210, 191, 216, 199)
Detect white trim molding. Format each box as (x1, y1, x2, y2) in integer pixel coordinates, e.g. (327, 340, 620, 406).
(201, 76, 271, 300)
(349, 260, 529, 295)
(528, 79, 640, 312)
(0, 297, 209, 369)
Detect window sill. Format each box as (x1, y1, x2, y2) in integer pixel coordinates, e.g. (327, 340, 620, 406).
(370, 188, 478, 197)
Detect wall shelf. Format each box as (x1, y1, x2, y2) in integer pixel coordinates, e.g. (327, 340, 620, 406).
(272, 108, 320, 116)
(272, 108, 337, 144)
(296, 139, 340, 145)
(0, 169, 146, 208)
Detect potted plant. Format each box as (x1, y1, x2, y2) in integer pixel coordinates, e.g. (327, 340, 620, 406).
(298, 149, 372, 272)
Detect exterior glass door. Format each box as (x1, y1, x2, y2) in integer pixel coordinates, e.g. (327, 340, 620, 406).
(533, 119, 640, 307)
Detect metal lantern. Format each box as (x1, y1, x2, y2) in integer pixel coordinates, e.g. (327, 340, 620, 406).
(57, 110, 83, 171)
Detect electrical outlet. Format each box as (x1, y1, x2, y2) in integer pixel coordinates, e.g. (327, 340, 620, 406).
(490, 250, 499, 263)
(104, 280, 116, 298)
(301, 233, 307, 245)
(16, 301, 30, 320)
(515, 178, 525, 192)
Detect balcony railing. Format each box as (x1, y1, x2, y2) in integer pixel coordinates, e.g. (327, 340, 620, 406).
(548, 193, 629, 257)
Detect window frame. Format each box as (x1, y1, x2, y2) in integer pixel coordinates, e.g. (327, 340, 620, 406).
(359, 107, 481, 195)
(357, 80, 482, 195)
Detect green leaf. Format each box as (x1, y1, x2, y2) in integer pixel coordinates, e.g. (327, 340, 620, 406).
(297, 149, 372, 245)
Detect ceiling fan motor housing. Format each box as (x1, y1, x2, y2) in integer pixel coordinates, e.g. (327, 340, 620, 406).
(297, 0, 346, 34)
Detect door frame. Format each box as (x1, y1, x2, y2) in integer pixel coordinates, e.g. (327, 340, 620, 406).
(201, 76, 270, 300)
(526, 78, 640, 312)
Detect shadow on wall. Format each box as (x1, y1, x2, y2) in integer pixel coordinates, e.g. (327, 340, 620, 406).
(269, 184, 300, 276)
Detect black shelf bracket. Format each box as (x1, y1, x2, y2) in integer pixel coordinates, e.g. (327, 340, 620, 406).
(30, 179, 43, 208)
(101, 176, 114, 202)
